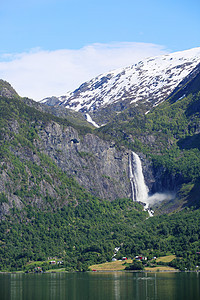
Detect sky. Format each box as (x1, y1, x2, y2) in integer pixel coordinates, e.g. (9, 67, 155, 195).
(0, 0, 200, 100)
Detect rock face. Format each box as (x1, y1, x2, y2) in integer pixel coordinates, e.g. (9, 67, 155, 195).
(37, 122, 183, 201)
(0, 115, 182, 220)
(0, 81, 187, 218)
(36, 122, 131, 200)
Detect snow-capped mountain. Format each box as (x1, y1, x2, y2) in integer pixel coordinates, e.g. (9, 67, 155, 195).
(41, 48, 200, 126)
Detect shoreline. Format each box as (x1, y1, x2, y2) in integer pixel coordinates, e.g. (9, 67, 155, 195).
(0, 269, 199, 274)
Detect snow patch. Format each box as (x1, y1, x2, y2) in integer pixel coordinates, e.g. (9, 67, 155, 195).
(41, 47, 200, 125)
(85, 113, 100, 128)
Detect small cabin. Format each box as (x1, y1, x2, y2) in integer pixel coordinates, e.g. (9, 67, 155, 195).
(112, 258, 117, 262)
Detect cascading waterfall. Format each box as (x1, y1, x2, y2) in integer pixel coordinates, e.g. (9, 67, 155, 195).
(129, 151, 149, 203)
(129, 151, 175, 217)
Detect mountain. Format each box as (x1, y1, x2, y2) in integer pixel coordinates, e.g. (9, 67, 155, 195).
(0, 81, 150, 271)
(0, 79, 19, 98)
(41, 48, 200, 126)
(0, 91, 133, 217)
(97, 66, 200, 212)
(1, 72, 200, 271)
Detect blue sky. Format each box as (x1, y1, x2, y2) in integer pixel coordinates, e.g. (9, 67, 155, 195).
(0, 0, 200, 100)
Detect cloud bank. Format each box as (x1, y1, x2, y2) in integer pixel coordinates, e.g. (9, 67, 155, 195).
(0, 42, 168, 101)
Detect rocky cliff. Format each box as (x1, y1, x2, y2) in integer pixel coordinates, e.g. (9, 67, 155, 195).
(36, 121, 131, 201)
(0, 93, 139, 218)
(1, 101, 174, 219)
(1, 74, 198, 218)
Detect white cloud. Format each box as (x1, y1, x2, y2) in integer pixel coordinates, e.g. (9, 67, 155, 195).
(0, 42, 169, 101)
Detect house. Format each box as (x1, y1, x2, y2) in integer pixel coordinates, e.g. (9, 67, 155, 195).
(135, 256, 143, 260)
(143, 257, 147, 261)
(135, 255, 147, 261)
(112, 258, 117, 262)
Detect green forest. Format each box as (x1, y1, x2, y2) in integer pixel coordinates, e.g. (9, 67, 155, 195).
(1, 199, 200, 272)
(0, 78, 200, 272)
(97, 90, 200, 209)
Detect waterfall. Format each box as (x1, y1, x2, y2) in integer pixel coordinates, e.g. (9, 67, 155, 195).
(129, 152, 149, 202)
(129, 151, 175, 217)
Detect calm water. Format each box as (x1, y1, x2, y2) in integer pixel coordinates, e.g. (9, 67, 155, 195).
(0, 271, 200, 300)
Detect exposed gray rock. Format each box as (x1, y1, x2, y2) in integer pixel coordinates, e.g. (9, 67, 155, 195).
(37, 121, 131, 200)
(39, 179, 58, 198)
(0, 80, 19, 98)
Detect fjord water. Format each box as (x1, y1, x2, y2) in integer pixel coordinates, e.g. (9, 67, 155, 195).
(0, 272, 200, 300)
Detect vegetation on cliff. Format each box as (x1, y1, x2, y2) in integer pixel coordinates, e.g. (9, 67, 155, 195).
(0, 78, 200, 272)
(97, 89, 200, 209)
(0, 89, 144, 271)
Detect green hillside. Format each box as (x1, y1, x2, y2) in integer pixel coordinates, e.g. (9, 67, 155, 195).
(0, 78, 200, 272)
(0, 88, 147, 271)
(97, 79, 200, 210)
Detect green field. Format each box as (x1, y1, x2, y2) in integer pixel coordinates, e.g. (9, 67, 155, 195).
(89, 260, 132, 271)
(156, 255, 176, 263)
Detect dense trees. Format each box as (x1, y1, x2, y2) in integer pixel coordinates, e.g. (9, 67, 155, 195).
(0, 198, 148, 271)
(1, 84, 200, 272)
(97, 92, 200, 205)
(0, 198, 200, 271)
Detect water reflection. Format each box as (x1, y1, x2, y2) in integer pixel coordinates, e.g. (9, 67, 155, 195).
(11, 274, 23, 300)
(0, 271, 199, 300)
(113, 272, 121, 300)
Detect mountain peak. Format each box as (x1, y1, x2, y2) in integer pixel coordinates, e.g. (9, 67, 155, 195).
(41, 47, 200, 125)
(0, 79, 19, 98)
